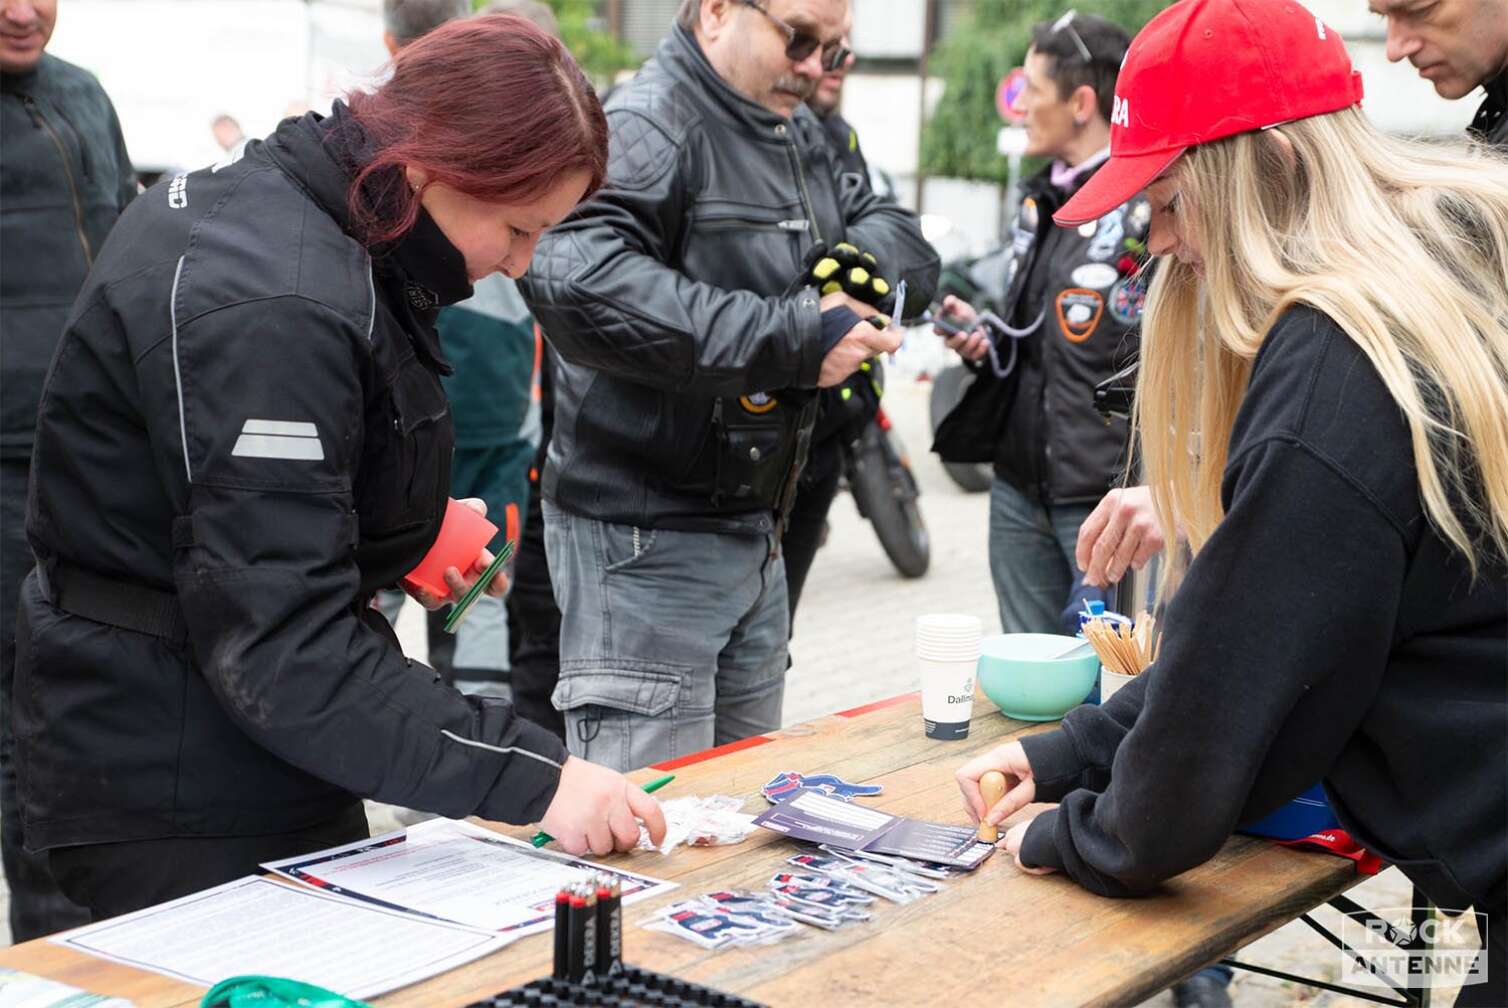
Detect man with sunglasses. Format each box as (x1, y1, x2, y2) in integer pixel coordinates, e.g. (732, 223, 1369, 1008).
(519, 0, 938, 771)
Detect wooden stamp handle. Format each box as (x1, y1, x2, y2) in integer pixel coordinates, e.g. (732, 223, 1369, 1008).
(978, 770, 1007, 842)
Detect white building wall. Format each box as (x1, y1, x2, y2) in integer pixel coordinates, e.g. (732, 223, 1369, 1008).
(49, 0, 386, 173)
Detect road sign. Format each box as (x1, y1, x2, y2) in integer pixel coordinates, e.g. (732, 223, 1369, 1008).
(997, 67, 1027, 123)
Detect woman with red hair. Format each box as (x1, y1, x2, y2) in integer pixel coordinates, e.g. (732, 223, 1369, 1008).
(14, 14, 665, 921)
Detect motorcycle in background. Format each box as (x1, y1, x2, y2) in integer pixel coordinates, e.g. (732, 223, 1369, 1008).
(843, 397, 930, 579)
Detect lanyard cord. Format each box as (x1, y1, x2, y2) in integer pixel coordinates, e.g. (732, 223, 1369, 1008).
(975, 307, 1044, 380)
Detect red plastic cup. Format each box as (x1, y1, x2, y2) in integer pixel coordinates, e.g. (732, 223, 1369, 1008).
(402, 498, 498, 599)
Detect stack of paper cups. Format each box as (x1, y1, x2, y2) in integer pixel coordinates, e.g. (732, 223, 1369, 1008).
(916, 614, 982, 740)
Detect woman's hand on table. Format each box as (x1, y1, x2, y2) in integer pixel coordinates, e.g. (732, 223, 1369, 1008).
(404, 498, 511, 609)
(538, 756, 669, 857)
(1003, 817, 1058, 875)
(956, 741, 1037, 831)
(1076, 485, 1168, 588)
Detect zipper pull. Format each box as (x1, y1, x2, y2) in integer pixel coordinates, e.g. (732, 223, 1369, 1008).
(20, 95, 42, 128)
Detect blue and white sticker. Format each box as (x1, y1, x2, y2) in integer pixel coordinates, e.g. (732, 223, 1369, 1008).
(1088, 209, 1126, 261)
(1071, 262, 1119, 290)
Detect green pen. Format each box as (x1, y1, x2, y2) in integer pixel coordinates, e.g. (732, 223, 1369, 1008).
(530, 772, 676, 848)
(442, 539, 514, 635)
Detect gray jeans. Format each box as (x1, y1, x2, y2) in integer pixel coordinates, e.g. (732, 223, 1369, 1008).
(542, 500, 787, 771)
(989, 477, 1095, 634)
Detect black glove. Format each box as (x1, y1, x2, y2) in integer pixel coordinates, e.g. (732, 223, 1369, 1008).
(800, 242, 896, 324)
(815, 357, 885, 446)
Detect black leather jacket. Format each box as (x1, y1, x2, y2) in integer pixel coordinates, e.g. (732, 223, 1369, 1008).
(1472, 70, 1507, 147)
(519, 27, 937, 534)
(935, 162, 1148, 505)
(0, 54, 135, 459)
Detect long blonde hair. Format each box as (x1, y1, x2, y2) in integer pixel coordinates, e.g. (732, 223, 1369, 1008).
(1136, 106, 1508, 590)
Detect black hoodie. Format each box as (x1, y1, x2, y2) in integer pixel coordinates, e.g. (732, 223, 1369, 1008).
(1017, 305, 1506, 915)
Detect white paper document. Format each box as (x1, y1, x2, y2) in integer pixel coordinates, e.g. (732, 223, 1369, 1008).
(0, 967, 135, 1007)
(50, 876, 507, 999)
(263, 818, 677, 935)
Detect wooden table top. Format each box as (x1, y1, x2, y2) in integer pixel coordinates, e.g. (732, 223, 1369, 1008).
(0, 692, 1361, 1008)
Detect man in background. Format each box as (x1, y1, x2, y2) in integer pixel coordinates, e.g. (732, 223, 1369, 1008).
(521, 0, 938, 770)
(807, 42, 867, 187)
(210, 112, 246, 156)
(1373, 0, 1506, 144)
(0, 0, 134, 940)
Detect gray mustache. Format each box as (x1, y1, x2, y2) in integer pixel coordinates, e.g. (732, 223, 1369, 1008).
(775, 75, 815, 98)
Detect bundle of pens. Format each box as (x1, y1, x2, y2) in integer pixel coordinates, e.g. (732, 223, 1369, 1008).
(556, 875, 620, 987)
(1081, 609, 1160, 678)
(466, 872, 765, 1008)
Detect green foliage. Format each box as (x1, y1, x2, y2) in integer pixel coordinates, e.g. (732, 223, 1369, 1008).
(550, 0, 641, 82)
(474, 0, 638, 84)
(920, 0, 1168, 184)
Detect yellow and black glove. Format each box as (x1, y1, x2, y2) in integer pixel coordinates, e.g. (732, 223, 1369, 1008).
(804, 242, 896, 325)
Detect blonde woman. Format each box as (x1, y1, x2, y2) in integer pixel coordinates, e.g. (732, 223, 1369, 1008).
(955, 0, 1507, 1002)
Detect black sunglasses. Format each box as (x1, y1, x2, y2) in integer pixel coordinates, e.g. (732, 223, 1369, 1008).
(738, 0, 852, 72)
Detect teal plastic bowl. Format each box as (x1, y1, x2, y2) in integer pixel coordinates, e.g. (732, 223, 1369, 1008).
(977, 633, 1101, 722)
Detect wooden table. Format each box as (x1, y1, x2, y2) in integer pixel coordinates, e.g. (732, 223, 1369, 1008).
(0, 692, 1363, 1007)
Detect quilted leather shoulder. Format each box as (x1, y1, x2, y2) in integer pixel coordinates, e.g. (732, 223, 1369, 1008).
(602, 63, 701, 190)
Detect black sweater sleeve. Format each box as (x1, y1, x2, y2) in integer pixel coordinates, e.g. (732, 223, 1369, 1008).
(1019, 672, 1150, 802)
(1018, 436, 1404, 896)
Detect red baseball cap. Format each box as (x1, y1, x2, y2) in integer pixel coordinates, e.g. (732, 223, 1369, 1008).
(1054, 0, 1365, 226)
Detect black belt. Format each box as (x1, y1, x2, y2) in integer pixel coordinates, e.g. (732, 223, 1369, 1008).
(42, 561, 188, 644)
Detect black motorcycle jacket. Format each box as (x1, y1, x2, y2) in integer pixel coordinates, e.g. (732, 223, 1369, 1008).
(519, 26, 938, 535)
(0, 54, 135, 459)
(1472, 69, 1507, 147)
(818, 109, 871, 194)
(934, 161, 1147, 505)
(16, 105, 568, 851)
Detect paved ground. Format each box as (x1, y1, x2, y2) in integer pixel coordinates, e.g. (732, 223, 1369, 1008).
(0, 376, 1456, 1007)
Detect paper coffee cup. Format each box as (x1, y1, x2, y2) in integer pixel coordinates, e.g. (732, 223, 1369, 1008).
(917, 614, 981, 739)
(920, 656, 975, 740)
(915, 614, 982, 652)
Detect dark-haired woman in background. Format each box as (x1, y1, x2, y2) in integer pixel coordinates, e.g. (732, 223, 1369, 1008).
(14, 14, 665, 922)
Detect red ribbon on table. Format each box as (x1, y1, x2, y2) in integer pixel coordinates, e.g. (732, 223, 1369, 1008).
(1275, 829, 1385, 876)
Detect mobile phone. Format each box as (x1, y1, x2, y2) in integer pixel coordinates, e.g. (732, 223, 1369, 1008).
(922, 309, 970, 337)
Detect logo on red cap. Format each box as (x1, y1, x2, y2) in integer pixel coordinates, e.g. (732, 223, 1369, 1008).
(1111, 95, 1130, 129)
